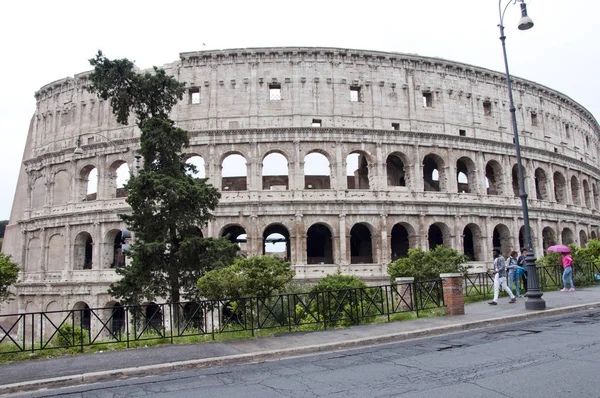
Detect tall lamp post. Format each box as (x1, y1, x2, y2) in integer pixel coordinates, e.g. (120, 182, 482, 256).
(498, 0, 545, 310)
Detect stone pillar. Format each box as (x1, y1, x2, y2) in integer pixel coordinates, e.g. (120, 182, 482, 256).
(339, 214, 347, 265)
(395, 277, 414, 311)
(379, 214, 388, 268)
(419, 213, 427, 250)
(440, 273, 465, 316)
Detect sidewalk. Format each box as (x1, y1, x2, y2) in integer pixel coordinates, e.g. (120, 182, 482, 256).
(2, 286, 600, 394)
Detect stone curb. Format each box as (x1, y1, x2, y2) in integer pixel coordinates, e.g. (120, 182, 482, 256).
(2, 302, 599, 395)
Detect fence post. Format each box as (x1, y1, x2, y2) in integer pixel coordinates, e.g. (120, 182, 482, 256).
(440, 273, 465, 316)
(395, 277, 414, 312)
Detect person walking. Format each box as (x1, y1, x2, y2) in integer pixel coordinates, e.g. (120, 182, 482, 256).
(507, 251, 521, 297)
(560, 251, 575, 292)
(517, 248, 528, 293)
(489, 249, 517, 305)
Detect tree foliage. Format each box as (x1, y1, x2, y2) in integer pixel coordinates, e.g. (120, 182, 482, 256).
(0, 253, 20, 303)
(197, 256, 295, 300)
(88, 51, 238, 304)
(387, 246, 470, 282)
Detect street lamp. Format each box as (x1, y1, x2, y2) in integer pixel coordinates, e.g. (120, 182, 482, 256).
(498, 0, 545, 310)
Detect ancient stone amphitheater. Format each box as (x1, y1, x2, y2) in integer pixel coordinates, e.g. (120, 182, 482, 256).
(3, 47, 600, 314)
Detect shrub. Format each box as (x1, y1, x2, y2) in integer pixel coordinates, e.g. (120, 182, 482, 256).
(53, 324, 89, 347)
(387, 246, 469, 282)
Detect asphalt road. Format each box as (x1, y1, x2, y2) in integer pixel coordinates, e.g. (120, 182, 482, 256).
(11, 309, 600, 398)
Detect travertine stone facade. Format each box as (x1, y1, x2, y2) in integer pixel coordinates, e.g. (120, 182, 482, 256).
(3, 47, 600, 315)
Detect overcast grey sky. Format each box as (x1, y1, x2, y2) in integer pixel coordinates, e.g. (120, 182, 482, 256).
(1, 0, 598, 221)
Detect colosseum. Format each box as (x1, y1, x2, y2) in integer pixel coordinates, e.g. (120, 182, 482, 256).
(2, 47, 600, 315)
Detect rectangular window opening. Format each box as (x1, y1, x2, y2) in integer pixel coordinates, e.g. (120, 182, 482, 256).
(269, 83, 282, 101)
(392, 123, 400, 131)
(459, 129, 466, 136)
(312, 119, 322, 127)
(483, 101, 492, 116)
(189, 88, 200, 105)
(531, 112, 538, 126)
(422, 92, 433, 108)
(565, 124, 570, 138)
(350, 86, 361, 102)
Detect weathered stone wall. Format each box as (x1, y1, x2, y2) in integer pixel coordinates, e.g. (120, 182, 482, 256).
(2, 47, 600, 315)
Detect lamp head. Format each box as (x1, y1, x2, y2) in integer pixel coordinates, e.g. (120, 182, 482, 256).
(518, 2, 534, 30)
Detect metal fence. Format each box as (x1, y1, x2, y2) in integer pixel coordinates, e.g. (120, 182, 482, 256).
(0, 279, 444, 355)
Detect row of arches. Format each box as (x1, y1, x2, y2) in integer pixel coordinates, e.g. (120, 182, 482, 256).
(25, 220, 597, 274)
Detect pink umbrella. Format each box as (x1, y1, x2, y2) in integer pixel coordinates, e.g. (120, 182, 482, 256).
(547, 245, 571, 253)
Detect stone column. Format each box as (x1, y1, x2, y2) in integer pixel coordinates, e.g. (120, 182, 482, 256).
(395, 277, 414, 311)
(294, 214, 305, 265)
(419, 213, 427, 250)
(339, 214, 347, 265)
(440, 273, 465, 316)
(379, 214, 388, 268)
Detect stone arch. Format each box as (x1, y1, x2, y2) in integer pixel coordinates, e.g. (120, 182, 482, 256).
(263, 223, 291, 260)
(183, 301, 203, 330)
(47, 233, 65, 272)
(221, 225, 247, 255)
(423, 154, 446, 192)
(52, 170, 70, 206)
(386, 153, 408, 187)
(391, 222, 415, 261)
(542, 227, 556, 251)
(102, 229, 125, 269)
(74, 231, 93, 270)
(580, 230, 588, 247)
(511, 164, 521, 197)
(142, 302, 163, 331)
(27, 237, 42, 272)
(306, 223, 333, 264)
(346, 151, 370, 189)
(73, 301, 92, 332)
(485, 160, 504, 196)
(185, 154, 206, 178)
(583, 179, 591, 208)
(591, 231, 597, 240)
(221, 153, 248, 191)
(350, 223, 373, 264)
(534, 168, 549, 200)
(79, 164, 98, 201)
(561, 228, 574, 245)
(44, 301, 63, 340)
(492, 224, 512, 256)
(304, 151, 331, 189)
(553, 171, 567, 204)
(428, 222, 450, 250)
(570, 176, 581, 206)
(262, 152, 289, 190)
(31, 175, 46, 209)
(463, 223, 483, 261)
(456, 156, 477, 194)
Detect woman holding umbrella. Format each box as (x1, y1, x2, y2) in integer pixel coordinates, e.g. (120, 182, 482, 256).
(548, 245, 575, 292)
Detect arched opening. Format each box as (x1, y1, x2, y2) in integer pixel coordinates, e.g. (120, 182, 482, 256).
(492, 224, 512, 256)
(304, 152, 331, 189)
(183, 302, 203, 330)
(262, 152, 289, 190)
(456, 157, 476, 194)
(73, 302, 91, 332)
(350, 223, 373, 264)
(306, 223, 333, 264)
(463, 224, 483, 261)
(591, 231, 597, 240)
(111, 303, 125, 335)
(571, 176, 581, 206)
(27, 237, 42, 272)
(561, 228, 574, 245)
(144, 303, 163, 332)
(542, 227, 556, 251)
(511, 164, 520, 197)
(107, 161, 130, 198)
(80, 165, 98, 201)
(386, 154, 406, 187)
(428, 223, 446, 250)
(346, 152, 370, 189)
(534, 168, 549, 200)
(423, 154, 444, 192)
(185, 155, 206, 178)
(263, 224, 291, 260)
(110, 230, 130, 268)
(580, 230, 588, 247)
(221, 154, 247, 191)
(391, 224, 410, 261)
(485, 161, 504, 196)
(53, 170, 70, 205)
(47, 234, 65, 272)
(583, 179, 591, 208)
(553, 172, 566, 204)
(74, 231, 94, 270)
(222, 225, 247, 255)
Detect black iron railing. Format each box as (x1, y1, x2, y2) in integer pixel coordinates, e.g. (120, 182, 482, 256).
(0, 280, 445, 355)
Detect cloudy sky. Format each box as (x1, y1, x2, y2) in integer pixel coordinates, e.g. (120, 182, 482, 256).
(1, 0, 598, 221)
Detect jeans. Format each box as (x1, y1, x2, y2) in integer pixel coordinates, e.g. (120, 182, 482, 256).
(493, 274, 515, 301)
(508, 271, 520, 296)
(562, 266, 574, 289)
